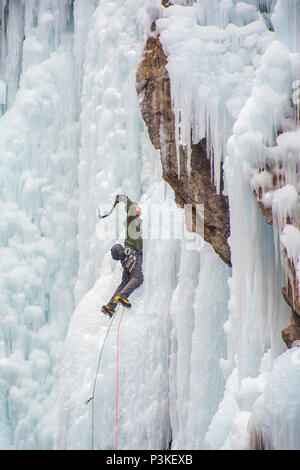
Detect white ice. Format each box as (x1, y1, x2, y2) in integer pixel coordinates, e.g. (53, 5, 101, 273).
(0, 0, 300, 452)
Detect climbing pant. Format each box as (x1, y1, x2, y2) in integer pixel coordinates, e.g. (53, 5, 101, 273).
(109, 255, 143, 305)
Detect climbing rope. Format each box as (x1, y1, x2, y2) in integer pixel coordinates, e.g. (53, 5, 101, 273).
(86, 305, 120, 450)
(115, 306, 125, 450)
(86, 304, 126, 450)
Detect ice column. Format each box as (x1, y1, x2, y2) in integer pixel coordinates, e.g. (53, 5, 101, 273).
(75, 0, 146, 302)
(0, 0, 79, 449)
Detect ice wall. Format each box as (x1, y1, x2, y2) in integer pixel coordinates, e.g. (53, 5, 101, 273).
(169, 243, 230, 449)
(74, 0, 145, 303)
(152, 0, 300, 450)
(220, 1, 300, 449)
(0, 0, 82, 449)
(249, 347, 300, 450)
(61, 0, 230, 450)
(0, 0, 24, 111)
(56, 0, 230, 450)
(0, 0, 299, 451)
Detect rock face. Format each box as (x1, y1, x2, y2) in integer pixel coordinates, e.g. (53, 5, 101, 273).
(281, 256, 300, 348)
(136, 24, 231, 267)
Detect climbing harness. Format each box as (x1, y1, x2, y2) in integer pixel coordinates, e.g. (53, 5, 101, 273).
(124, 245, 141, 272)
(86, 304, 126, 450)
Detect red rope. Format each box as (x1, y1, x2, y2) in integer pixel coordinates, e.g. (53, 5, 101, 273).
(115, 307, 125, 450)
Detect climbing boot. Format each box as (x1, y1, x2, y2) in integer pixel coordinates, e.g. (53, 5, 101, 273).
(114, 296, 131, 308)
(101, 301, 117, 318)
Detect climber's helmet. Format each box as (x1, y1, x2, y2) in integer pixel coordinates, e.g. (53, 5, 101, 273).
(111, 243, 125, 261)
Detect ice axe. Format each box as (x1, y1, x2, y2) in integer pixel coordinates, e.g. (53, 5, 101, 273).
(97, 194, 127, 219)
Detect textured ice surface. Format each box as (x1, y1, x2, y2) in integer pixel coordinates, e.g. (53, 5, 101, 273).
(0, 0, 80, 449)
(0, 0, 300, 451)
(250, 347, 300, 450)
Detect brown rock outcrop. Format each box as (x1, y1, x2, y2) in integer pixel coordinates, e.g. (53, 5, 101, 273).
(281, 256, 300, 316)
(281, 311, 300, 348)
(136, 23, 231, 267)
(280, 254, 300, 347)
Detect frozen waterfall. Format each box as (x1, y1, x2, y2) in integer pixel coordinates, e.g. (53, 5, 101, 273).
(0, 0, 300, 451)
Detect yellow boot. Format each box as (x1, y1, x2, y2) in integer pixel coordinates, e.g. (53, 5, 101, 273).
(114, 296, 131, 308)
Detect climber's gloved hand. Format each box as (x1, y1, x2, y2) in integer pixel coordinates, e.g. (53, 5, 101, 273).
(115, 194, 127, 204)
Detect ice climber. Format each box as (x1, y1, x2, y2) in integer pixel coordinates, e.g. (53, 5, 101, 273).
(101, 194, 143, 318)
